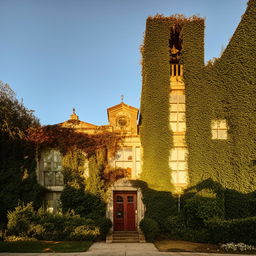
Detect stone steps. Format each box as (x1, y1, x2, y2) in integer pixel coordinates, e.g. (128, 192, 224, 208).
(106, 230, 146, 243)
(112, 231, 140, 243)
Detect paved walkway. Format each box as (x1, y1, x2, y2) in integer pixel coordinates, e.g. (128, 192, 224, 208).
(0, 242, 252, 256)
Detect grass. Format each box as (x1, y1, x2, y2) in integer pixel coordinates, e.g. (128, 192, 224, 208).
(0, 240, 93, 253)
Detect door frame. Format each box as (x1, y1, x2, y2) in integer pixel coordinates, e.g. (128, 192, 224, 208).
(106, 179, 145, 233)
(113, 191, 137, 231)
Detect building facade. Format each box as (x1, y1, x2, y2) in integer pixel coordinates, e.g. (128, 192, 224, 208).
(37, 0, 256, 231)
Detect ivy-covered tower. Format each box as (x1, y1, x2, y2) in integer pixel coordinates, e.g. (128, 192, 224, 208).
(140, 0, 256, 193)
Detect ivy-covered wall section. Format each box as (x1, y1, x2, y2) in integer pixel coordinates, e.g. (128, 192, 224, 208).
(140, 16, 204, 191)
(140, 16, 172, 191)
(185, 0, 256, 192)
(141, 0, 256, 193)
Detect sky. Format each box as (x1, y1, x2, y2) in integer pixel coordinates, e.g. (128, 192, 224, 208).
(0, 0, 247, 126)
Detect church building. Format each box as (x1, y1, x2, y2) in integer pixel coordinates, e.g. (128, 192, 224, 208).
(37, 0, 256, 233)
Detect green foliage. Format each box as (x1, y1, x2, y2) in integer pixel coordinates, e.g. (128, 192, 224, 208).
(183, 0, 256, 192)
(62, 149, 87, 188)
(141, 1, 256, 193)
(7, 203, 36, 237)
(165, 215, 186, 239)
(224, 189, 256, 219)
(6, 203, 111, 241)
(206, 217, 256, 245)
(69, 225, 100, 241)
(139, 218, 160, 242)
(60, 185, 106, 219)
(94, 217, 112, 240)
(132, 180, 177, 230)
(140, 17, 172, 191)
(183, 196, 224, 228)
(86, 154, 105, 199)
(0, 82, 44, 225)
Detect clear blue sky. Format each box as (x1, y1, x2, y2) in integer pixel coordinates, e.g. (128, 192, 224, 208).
(0, 0, 247, 125)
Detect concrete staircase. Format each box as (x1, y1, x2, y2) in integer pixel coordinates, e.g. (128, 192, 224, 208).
(106, 230, 146, 243)
(113, 231, 139, 243)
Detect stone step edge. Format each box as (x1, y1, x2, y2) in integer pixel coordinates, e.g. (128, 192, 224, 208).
(106, 231, 146, 243)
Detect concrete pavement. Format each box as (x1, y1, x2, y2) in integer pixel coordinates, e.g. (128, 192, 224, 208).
(0, 242, 253, 256)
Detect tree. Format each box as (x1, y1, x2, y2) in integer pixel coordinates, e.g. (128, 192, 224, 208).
(0, 81, 45, 226)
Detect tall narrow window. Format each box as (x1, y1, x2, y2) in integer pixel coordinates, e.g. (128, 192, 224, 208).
(42, 150, 64, 186)
(211, 119, 228, 140)
(115, 147, 133, 176)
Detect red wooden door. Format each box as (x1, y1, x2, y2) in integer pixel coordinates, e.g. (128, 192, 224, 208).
(113, 191, 137, 231)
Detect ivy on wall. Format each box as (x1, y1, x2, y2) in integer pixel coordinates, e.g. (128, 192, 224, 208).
(140, 15, 203, 192)
(184, 0, 256, 192)
(141, 0, 256, 193)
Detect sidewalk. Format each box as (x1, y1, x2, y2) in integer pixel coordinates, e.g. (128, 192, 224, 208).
(0, 242, 252, 256)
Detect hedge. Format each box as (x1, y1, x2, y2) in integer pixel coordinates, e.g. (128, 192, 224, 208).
(206, 217, 256, 245)
(6, 203, 111, 241)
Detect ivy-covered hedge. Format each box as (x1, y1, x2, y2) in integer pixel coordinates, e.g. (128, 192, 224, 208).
(139, 218, 159, 242)
(206, 217, 256, 245)
(132, 180, 177, 230)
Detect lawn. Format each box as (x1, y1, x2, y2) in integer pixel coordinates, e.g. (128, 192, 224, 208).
(0, 241, 93, 253)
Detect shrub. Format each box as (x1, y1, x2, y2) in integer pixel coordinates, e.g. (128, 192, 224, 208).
(5, 236, 37, 242)
(139, 218, 160, 242)
(224, 189, 256, 219)
(69, 225, 100, 241)
(94, 217, 112, 239)
(165, 215, 186, 239)
(6, 203, 37, 236)
(6, 203, 108, 241)
(206, 217, 256, 245)
(183, 196, 224, 228)
(60, 185, 106, 218)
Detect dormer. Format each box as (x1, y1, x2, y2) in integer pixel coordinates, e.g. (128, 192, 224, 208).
(107, 102, 139, 135)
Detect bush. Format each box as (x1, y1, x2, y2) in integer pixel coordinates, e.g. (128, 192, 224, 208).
(137, 184, 177, 230)
(206, 217, 256, 245)
(5, 236, 37, 242)
(6, 203, 37, 236)
(6, 203, 109, 241)
(183, 196, 224, 228)
(224, 189, 256, 219)
(94, 217, 112, 240)
(139, 218, 160, 242)
(165, 215, 186, 239)
(69, 225, 100, 241)
(60, 186, 106, 218)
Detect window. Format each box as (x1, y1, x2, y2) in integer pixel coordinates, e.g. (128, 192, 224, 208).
(169, 93, 186, 132)
(171, 170, 188, 184)
(42, 150, 64, 186)
(211, 119, 228, 140)
(115, 147, 133, 175)
(170, 94, 185, 104)
(169, 148, 188, 171)
(135, 146, 141, 176)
